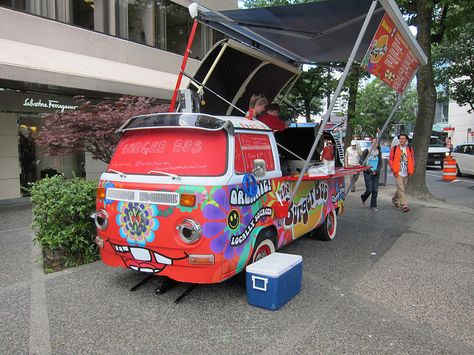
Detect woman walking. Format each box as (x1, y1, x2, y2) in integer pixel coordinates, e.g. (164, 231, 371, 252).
(360, 137, 382, 211)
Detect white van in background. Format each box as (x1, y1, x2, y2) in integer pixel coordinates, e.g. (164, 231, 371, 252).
(427, 136, 449, 168)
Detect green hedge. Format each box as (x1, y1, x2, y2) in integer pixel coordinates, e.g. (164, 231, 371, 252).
(30, 175, 99, 272)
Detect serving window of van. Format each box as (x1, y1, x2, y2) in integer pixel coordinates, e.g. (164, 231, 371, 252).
(234, 133, 276, 174)
(109, 128, 228, 176)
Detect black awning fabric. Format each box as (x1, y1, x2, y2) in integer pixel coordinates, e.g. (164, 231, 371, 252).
(190, 42, 298, 115)
(194, 0, 386, 64)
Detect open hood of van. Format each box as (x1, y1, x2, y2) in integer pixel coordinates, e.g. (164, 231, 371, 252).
(187, 39, 301, 116)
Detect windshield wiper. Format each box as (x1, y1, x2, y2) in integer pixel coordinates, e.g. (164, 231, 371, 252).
(147, 170, 181, 180)
(107, 168, 126, 178)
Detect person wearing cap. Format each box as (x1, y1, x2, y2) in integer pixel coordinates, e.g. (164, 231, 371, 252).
(345, 140, 361, 192)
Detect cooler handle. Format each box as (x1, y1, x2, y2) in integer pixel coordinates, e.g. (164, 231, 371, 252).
(252, 275, 268, 292)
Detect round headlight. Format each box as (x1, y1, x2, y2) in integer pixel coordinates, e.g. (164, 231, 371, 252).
(176, 219, 202, 244)
(92, 209, 108, 230)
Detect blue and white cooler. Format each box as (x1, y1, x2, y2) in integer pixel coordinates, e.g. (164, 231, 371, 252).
(246, 253, 302, 310)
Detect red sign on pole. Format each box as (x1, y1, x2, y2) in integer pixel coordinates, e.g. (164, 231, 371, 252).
(362, 14, 420, 94)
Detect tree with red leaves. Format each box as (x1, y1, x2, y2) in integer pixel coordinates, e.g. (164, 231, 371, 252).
(37, 96, 168, 164)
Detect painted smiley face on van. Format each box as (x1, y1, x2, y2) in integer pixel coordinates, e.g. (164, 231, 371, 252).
(227, 209, 240, 230)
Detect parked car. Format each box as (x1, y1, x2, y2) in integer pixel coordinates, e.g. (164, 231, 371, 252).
(452, 144, 474, 176)
(427, 136, 449, 168)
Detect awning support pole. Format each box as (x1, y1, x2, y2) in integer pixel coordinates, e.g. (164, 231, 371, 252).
(199, 42, 228, 95)
(169, 19, 199, 112)
(290, 0, 379, 202)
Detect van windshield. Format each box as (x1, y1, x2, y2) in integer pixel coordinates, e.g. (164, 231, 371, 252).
(109, 129, 228, 176)
(429, 137, 444, 146)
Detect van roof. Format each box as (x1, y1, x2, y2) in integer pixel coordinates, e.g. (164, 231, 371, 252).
(117, 112, 272, 133)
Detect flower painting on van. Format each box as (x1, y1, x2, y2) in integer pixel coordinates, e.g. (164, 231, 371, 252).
(202, 187, 253, 260)
(116, 201, 159, 247)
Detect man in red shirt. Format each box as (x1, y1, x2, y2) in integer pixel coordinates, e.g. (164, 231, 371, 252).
(321, 140, 335, 175)
(257, 103, 288, 132)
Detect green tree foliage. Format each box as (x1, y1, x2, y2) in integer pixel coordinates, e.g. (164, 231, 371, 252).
(285, 66, 336, 121)
(353, 80, 417, 138)
(435, 22, 474, 112)
(37, 96, 168, 164)
(397, 0, 473, 198)
(29, 176, 98, 272)
(242, 0, 333, 121)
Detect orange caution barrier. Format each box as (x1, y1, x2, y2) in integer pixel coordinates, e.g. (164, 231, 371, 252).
(442, 156, 457, 181)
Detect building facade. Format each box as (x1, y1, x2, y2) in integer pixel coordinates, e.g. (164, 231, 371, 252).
(448, 102, 474, 147)
(0, 0, 237, 202)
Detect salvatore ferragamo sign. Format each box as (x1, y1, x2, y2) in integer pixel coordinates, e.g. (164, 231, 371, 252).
(22, 98, 79, 112)
(0, 91, 83, 113)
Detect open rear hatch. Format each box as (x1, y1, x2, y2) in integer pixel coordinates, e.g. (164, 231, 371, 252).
(187, 39, 301, 116)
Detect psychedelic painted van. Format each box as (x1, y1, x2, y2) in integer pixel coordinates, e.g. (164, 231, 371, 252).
(93, 112, 363, 284)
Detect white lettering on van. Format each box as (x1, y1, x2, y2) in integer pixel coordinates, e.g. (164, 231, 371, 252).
(284, 182, 328, 227)
(121, 140, 167, 155)
(230, 207, 273, 246)
(230, 179, 272, 206)
(173, 139, 203, 153)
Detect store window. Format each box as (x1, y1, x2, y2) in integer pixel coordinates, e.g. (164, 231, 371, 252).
(17, 115, 85, 195)
(0, 0, 26, 10)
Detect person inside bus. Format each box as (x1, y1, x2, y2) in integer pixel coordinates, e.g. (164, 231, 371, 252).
(257, 103, 288, 132)
(246, 94, 267, 120)
(321, 139, 336, 175)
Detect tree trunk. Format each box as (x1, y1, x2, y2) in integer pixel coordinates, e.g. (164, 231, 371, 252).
(344, 64, 360, 147)
(304, 99, 311, 122)
(406, 0, 436, 199)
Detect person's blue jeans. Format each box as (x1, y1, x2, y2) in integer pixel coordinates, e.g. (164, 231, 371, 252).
(361, 171, 380, 208)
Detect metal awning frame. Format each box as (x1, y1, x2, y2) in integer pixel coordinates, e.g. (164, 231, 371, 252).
(189, 0, 426, 202)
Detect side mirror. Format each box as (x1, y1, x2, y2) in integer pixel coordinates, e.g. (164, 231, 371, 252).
(252, 159, 266, 177)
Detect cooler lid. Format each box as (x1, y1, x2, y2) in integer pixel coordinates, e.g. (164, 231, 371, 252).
(246, 252, 302, 277)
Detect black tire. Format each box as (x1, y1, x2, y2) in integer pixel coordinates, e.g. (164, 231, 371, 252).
(314, 209, 337, 241)
(250, 231, 276, 263)
(456, 164, 462, 177)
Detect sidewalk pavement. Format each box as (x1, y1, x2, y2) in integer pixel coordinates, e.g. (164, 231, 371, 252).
(1, 184, 473, 354)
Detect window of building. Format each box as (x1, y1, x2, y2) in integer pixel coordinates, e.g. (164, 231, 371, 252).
(127, 0, 156, 46)
(0, 0, 26, 10)
(113, 0, 206, 59)
(3, 0, 218, 60)
(73, 0, 95, 30)
(163, 1, 203, 59)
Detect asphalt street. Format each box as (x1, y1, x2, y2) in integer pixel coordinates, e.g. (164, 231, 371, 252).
(0, 178, 473, 354)
(424, 168, 474, 209)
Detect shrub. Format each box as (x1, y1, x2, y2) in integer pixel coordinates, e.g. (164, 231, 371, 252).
(30, 175, 99, 271)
